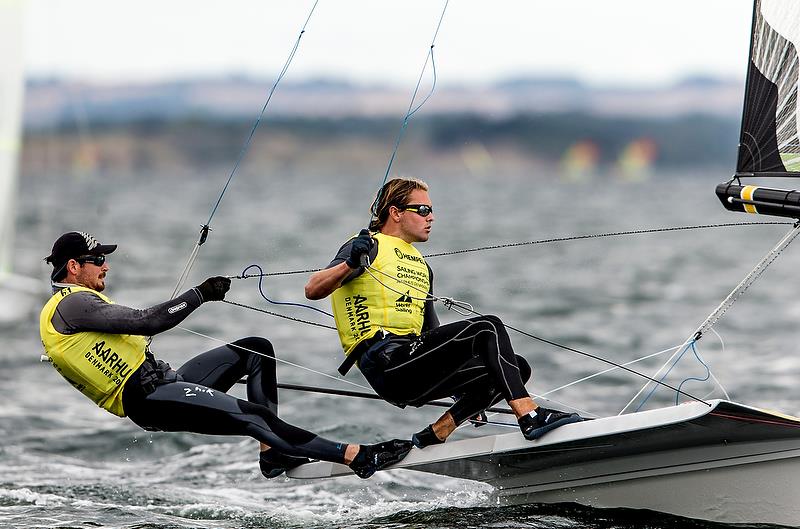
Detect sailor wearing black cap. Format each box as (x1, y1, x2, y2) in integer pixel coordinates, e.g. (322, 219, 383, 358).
(39, 231, 412, 480)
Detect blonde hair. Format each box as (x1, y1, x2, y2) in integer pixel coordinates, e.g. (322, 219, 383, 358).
(369, 177, 429, 231)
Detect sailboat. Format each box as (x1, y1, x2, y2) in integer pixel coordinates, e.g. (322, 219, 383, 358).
(0, 0, 44, 324)
(287, 1, 800, 525)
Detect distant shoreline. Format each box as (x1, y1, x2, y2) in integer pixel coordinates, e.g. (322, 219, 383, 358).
(21, 112, 739, 177)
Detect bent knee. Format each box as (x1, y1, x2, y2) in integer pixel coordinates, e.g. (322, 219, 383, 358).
(474, 314, 505, 333)
(482, 314, 504, 328)
(230, 336, 275, 358)
(516, 355, 532, 383)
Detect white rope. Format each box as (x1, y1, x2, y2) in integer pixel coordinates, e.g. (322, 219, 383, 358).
(171, 232, 202, 300)
(708, 328, 730, 400)
(620, 223, 800, 415)
(541, 343, 683, 397)
(694, 223, 800, 339)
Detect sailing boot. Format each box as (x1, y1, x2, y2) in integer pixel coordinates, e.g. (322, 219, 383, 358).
(259, 450, 312, 479)
(519, 407, 583, 441)
(411, 425, 446, 448)
(349, 439, 414, 479)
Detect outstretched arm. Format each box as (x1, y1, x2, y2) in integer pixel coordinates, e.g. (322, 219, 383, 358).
(52, 277, 230, 336)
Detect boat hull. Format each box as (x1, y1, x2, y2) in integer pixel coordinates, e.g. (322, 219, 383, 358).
(492, 438, 800, 525)
(289, 400, 800, 525)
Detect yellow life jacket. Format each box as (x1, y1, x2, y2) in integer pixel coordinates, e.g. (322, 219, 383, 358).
(39, 285, 147, 417)
(331, 232, 430, 355)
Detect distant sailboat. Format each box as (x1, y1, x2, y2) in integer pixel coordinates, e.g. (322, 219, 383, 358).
(0, 0, 44, 325)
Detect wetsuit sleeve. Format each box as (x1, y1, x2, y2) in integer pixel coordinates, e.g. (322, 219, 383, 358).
(327, 238, 379, 285)
(52, 289, 204, 336)
(422, 263, 440, 331)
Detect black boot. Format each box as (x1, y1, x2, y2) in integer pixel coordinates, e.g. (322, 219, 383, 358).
(349, 439, 414, 479)
(519, 407, 582, 441)
(259, 450, 312, 479)
(411, 425, 446, 448)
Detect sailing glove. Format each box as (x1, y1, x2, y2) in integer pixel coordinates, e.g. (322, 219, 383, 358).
(346, 229, 373, 269)
(196, 276, 231, 302)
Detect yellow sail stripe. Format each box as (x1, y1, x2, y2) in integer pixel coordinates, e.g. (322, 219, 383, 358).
(741, 185, 759, 214)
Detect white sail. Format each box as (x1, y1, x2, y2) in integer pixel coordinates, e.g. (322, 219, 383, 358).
(0, 0, 25, 270)
(0, 0, 43, 324)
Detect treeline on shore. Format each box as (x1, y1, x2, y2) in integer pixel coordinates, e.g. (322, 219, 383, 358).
(21, 113, 740, 177)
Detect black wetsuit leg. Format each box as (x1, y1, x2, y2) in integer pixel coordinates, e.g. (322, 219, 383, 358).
(122, 337, 347, 463)
(447, 355, 531, 424)
(176, 336, 278, 414)
(360, 315, 531, 425)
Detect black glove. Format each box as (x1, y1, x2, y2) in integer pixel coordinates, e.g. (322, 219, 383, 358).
(345, 229, 373, 269)
(195, 276, 231, 302)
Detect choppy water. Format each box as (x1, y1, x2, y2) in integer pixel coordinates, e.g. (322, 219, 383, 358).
(3, 166, 800, 528)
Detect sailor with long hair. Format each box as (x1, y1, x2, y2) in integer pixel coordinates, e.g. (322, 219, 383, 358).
(306, 178, 582, 446)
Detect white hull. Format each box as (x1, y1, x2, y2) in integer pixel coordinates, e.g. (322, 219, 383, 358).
(289, 400, 800, 526)
(492, 438, 800, 525)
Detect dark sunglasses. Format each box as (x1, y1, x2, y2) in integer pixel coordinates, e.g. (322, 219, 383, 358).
(399, 204, 433, 217)
(75, 254, 106, 266)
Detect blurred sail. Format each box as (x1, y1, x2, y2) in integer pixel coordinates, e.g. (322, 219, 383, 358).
(0, 0, 26, 274)
(0, 0, 43, 325)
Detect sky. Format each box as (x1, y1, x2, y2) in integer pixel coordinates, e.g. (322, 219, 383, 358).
(21, 0, 755, 87)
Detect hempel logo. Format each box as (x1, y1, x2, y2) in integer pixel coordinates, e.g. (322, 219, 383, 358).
(394, 248, 424, 263)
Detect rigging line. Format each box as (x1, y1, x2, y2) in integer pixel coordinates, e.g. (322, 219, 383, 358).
(240, 263, 333, 318)
(271, 383, 515, 416)
(488, 311, 708, 406)
(171, 236, 203, 300)
(708, 328, 730, 399)
(621, 223, 800, 415)
(674, 342, 711, 406)
(369, 0, 449, 225)
(222, 299, 336, 330)
(619, 335, 695, 415)
(206, 1, 319, 226)
(229, 221, 794, 280)
(169, 0, 320, 299)
(694, 222, 800, 339)
(423, 222, 796, 258)
(540, 343, 683, 397)
(633, 340, 695, 413)
(362, 262, 708, 406)
(176, 325, 369, 390)
(179, 324, 513, 426)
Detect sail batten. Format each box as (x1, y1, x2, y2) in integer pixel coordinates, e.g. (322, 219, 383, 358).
(736, 0, 800, 176)
(718, 0, 800, 219)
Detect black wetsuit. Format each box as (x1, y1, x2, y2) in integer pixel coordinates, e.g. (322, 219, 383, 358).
(330, 241, 532, 425)
(50, 285, 347, 462)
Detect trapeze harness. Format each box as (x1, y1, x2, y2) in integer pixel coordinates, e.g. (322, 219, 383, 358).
(329, 232, 532, 425)
(39, 285, 348, 462)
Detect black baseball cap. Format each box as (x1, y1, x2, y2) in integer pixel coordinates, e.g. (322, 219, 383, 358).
(45, 231, 117, 281)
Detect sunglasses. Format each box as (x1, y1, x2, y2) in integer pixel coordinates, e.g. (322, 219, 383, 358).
(399, 204, 434, 217)
(76, 254, 106, 266)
